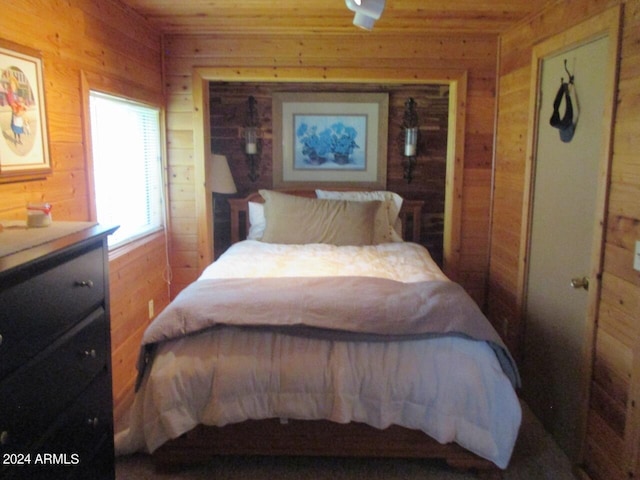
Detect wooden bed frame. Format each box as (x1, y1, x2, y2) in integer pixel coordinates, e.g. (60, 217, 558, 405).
(154, 419, 500, 478)
(152, 190, 502, 479)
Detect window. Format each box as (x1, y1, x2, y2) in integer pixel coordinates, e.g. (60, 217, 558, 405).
(89, 91, 163, 247)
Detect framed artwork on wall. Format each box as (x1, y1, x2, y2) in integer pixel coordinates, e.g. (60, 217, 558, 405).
(0, 38, 51, 182)
(272, 92, 388, 189)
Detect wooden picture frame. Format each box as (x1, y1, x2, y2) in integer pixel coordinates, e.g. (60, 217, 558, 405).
(0, 39, 51, 182)
(272, 92, 388, 189)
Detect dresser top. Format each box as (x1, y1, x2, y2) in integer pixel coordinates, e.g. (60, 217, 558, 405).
(0, 221, 99, 257)
(0, 222, 118, 278)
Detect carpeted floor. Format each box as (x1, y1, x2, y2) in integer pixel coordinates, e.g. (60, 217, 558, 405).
(116, 401, 575, 479)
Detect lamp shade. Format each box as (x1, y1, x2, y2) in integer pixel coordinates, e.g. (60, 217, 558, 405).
(209, 154, 237, 194)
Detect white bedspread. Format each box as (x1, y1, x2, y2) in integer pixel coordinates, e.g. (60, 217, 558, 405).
(115, 241, 521, 469)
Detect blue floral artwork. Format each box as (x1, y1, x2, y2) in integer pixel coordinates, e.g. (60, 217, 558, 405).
(293, 114, 367, 170)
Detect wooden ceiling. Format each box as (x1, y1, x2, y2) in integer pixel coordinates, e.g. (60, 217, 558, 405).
(117, 0, 549, 35)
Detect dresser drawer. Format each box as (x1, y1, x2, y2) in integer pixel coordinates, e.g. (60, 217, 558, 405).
(0, 246, 105, 379)
(40, 371, 113, 457)
(0, 309, 108, 452)
(41, 372, 114, 480)
(0, 373, 114, 480)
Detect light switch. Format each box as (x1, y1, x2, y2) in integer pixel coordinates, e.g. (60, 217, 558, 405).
(635, 241, 640, 272)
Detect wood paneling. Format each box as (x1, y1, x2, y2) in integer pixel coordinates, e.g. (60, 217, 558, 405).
(7, 1, 639, 471)
(164, 33, 498, 301)
(207, 82, 449, 264)
(491, 0, 640, 478)
(0, 0, 166, 421)
(109, 233, 170, 422)
(117, 0, 548, 35)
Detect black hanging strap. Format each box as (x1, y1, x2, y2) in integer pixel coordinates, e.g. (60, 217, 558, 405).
(549, 58, 577, 143)
(550, 82, 574, 130)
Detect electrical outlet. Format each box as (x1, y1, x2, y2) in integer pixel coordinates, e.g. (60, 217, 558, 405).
(148, 299, 154, 319)
(634, 241, 640, 272)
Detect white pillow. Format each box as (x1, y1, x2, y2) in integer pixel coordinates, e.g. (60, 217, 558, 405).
(315, 190, 404, 243)
(247, 201, 266, 240)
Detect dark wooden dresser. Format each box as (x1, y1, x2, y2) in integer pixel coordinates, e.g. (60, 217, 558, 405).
(0, 223, 117, 480)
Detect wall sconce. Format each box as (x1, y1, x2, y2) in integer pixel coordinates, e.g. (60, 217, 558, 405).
(244, 96, 260, 182)
(403, 97, 419, 183)
(345, 0, 386, 30)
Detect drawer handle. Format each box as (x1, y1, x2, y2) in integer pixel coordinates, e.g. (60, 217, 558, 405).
(75, 280, 94, 288)
(83, 349, 97, 358)
(87, 417, 99, 428)
(0, 430, 9, 445)
(0, 333, 3, 347)
(84, 349, 97, 358)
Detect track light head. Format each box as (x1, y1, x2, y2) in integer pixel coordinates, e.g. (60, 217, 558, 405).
(345, 0, 386, 30)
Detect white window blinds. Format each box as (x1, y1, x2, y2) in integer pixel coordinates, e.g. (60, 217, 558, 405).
(89, 91, 163, 247)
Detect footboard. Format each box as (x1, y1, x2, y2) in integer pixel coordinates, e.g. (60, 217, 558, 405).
(153, 420, 502, 479)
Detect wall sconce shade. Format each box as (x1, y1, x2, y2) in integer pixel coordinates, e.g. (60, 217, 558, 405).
(402, 98, 419, 183)
(245, 126, 258, 155)
(244, 96, 260, 182)
(209, 154, 237, 194)
(404, 127, 418, 157)
(345, 0, 386, 30)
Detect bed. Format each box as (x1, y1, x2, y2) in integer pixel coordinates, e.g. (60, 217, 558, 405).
(114, 189, 521, 478)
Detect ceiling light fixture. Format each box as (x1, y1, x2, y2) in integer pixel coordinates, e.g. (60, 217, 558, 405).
(345, 0, 385, 30)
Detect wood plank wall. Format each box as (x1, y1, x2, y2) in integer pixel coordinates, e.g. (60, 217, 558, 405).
(490, 0, 640, 478)
(208, 82, 449, 265)
(7, 1, 638, 468)
(164, 32, 499, 309)
(0, 0, 167, 421)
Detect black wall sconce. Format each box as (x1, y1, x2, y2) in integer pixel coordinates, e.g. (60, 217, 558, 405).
(244, 95, 260, 182)
(402, 97, 419, 183)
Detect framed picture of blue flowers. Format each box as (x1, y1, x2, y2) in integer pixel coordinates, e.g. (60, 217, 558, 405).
(272, 92, 388, 189)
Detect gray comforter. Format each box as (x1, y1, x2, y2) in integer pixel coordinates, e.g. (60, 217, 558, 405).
(136, 276, 520, 389)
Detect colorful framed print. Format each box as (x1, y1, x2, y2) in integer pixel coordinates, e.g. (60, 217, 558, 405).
(0, 39, 51, 182)
(273, 92, 388, 189)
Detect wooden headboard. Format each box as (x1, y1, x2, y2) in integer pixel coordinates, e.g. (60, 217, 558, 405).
(228, 190, 424, 244)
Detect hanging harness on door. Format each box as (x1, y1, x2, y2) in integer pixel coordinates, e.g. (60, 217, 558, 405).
(549, 60, 577, 143)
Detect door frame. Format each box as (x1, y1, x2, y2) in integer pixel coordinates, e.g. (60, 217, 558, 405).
(516, 5, 622, 463)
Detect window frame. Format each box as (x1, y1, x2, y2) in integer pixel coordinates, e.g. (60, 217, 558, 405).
(81, 71, 167, 253)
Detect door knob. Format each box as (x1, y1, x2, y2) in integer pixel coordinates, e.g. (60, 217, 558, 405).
(571, 276, 589, 290)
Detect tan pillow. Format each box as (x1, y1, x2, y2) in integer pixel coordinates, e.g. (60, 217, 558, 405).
(315, 190, 404, 243)
(259, 190, 380, 246)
